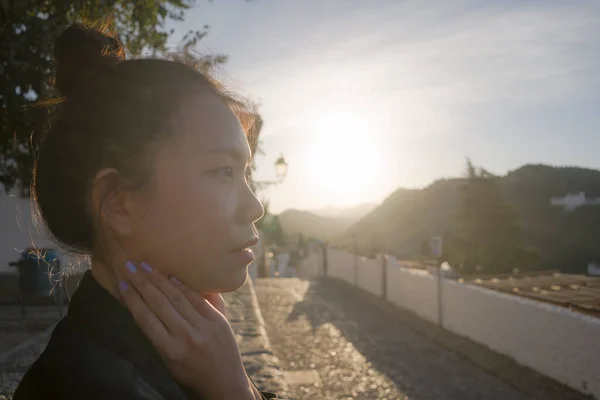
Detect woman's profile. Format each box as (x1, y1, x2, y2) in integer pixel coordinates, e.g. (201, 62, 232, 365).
(12, 23, 277, 400)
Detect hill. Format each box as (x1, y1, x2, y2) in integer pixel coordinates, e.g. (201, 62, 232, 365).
(277, 209, 354, 242)
(311, 203, 377, 221)
(336, 164, 600, 274)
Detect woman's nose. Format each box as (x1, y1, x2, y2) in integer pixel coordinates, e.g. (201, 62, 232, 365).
(241, 183, 265, 223)
(249, 192, 265, 223)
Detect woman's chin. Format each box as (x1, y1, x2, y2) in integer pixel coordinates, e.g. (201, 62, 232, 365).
(217, 267, 249, 293)
(230, 268, 250, 292)
(183, 263, 249, 293)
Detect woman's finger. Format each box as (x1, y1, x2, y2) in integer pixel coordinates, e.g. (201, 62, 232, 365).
(123, 261, 191, 335)
(118, 280, 171, 347)
(137, 262, 205, 329)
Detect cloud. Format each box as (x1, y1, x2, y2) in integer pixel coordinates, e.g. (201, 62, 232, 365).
(232, 0, 600, 140)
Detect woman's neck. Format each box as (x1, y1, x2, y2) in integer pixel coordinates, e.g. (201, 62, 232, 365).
(90, 258, 126, 304)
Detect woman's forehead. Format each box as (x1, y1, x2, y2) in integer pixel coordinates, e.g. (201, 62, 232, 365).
(171, 94, 251, 161)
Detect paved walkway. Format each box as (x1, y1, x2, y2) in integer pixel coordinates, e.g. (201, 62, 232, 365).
(255, 278, 535, 400)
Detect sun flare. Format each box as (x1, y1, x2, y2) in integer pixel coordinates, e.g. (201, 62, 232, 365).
(305, 111, 383, 205)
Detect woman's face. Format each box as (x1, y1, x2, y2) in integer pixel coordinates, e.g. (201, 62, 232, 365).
(128, 93, 264, 294)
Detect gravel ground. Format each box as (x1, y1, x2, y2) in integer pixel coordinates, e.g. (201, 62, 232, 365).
(255, 277, 541, 400)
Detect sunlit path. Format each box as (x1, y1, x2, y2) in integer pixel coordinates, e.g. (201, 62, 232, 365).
(255, 278, 538, 400)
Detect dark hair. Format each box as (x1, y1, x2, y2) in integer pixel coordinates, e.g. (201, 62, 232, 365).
(33, 23, 258, 255)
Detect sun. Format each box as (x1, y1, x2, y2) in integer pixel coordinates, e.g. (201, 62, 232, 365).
(305, 111, 383, 205)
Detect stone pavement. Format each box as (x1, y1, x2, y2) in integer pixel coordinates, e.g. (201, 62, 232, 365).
(254, 277, 589, 400)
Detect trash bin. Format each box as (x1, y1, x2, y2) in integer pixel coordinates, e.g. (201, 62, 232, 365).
(9, 247, 63, 304)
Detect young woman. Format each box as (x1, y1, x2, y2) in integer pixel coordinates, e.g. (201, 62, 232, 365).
(13, 23, 278, 400)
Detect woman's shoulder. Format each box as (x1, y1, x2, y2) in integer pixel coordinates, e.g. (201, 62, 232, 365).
(13, 315, 281, 400)
(12, 317, 158, 399)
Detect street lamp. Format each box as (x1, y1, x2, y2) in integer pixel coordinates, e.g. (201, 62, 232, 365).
(274, 154, 288, 182)
(253, 154, 288, 191)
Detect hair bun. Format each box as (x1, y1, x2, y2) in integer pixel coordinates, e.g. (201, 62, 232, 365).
(54, 23, 125, 97)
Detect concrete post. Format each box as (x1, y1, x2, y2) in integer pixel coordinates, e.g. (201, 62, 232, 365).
(381, 254, 388, 301)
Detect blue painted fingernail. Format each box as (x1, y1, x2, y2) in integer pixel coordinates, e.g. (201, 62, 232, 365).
(140, 262, 152, 273)
(119, 281, 129, 292)
(170, 276, 181, 284)
(125, 261, 137, 273)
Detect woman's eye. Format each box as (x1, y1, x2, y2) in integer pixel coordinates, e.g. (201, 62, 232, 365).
(213, 167, 234, 180)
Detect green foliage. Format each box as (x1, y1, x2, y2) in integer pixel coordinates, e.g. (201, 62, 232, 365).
(444, 159, 533, 273)
(262, 218, 285, 247)
(0, 0, 208, 195)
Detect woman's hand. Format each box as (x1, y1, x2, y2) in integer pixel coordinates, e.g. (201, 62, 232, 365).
(118, 261, 255, 399)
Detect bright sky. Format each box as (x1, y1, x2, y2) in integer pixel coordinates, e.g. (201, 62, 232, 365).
(166, 0, 600, 213)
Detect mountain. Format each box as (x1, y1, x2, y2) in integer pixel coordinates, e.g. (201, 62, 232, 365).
(311, 203, 378, 221)
(336, 164, 600, 274)
(277, 203, 378, 242)
(277, 209, 355, 242)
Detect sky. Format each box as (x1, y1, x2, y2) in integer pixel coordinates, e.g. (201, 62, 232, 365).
(165, 0, 600, 213)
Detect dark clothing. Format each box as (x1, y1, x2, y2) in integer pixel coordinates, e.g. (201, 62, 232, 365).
(13, 271, 278, 399)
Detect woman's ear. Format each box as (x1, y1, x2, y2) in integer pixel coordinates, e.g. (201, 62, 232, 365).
(91, 168, 134, 237)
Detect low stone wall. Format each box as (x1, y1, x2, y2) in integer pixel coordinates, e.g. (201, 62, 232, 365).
(224, 278, 289, 397)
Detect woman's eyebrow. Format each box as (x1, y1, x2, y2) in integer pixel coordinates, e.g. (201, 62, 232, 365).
(202, 146, 252, 163)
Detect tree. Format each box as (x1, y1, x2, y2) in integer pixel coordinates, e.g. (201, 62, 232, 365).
(445, 159, 536, 274)
(0, 0, 211, 195)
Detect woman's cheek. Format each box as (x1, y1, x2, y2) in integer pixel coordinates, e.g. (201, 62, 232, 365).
(200, 181, 237, 219)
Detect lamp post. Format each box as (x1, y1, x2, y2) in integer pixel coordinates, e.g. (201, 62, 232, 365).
(253, 154, 288, 191)
(253, 154, 289, 278)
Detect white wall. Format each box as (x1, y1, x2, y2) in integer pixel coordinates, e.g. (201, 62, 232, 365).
(299, 251, 322, 279)
(0, 195, 57, 273)
(328, 248, 354, 284)
(442, 280, 600, 398)
(0, 195, 85, 276)
(386, 263, 439, 324)
(356, 256, 382, 297)
(322, 247, 600, 398)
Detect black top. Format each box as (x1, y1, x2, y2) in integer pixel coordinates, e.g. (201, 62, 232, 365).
(13, 271, 278, 399)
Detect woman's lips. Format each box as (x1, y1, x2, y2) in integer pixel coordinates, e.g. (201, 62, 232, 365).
(230, 237, 258, 265)
(231, 247, 254, 265)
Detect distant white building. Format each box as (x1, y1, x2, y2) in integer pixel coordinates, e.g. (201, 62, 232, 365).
(550, 192, 600, 212)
